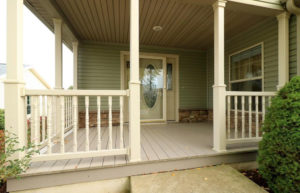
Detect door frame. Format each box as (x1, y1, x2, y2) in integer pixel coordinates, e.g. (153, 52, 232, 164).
(120, 51, 180, 122)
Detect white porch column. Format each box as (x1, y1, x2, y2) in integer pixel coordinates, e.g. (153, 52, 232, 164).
(212, 0, 227, 152)
(54, 18, 63, 89)
(129, 0, 141, 162)
(5, 0, 25, 159)
(53, 18, 63, 136)
(73, 41, 78, 89)
(277, 12, 290, 90)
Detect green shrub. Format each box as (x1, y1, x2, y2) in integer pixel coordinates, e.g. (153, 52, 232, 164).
(0, 131, 38, 183)
(258, 76, 300, 193)
(0, 109, 4, 130)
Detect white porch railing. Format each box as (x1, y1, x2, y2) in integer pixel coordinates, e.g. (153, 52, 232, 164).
(24, 89, 129, 162)
(225, 91, 276, 145)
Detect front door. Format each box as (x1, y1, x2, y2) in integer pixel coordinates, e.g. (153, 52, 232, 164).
(124, 55, 167, 122)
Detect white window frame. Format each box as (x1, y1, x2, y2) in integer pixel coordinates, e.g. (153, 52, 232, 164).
(229, 42, 264, 91)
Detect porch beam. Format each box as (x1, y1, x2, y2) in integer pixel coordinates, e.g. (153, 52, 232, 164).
(73, 41, 78, 89)
(277, 12, 290, 89)
(212, 0, 227, 152)
(5, 0, 25, 159)
(129, 0, 141, 162)
(228, 0, 283, 10)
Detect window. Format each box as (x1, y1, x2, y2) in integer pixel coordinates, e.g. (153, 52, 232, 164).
(229, 44, 263, 91)
(167, 63, 172, 90)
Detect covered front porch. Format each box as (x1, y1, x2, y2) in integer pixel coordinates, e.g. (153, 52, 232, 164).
(4, 0, 292, 191)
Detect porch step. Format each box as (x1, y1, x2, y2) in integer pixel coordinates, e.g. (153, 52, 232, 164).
(130, 165, 267, 193)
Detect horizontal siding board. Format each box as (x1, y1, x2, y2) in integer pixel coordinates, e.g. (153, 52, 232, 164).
(289, 14, 297, 78)
(78, 42, 208, 110)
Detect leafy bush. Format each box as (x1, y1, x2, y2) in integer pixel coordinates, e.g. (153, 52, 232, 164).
(258, 76, 300, 193)
(0, 109, 4, 130)
(0, 131, 38, 183)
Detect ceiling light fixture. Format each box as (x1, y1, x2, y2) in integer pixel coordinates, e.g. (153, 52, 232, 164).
(153, 26, 163, 32)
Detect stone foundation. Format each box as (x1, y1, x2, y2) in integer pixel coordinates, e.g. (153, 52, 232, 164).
(79, 111, 121, 128)
(179, 109, 209, 122)
(79, 109, 214, 127)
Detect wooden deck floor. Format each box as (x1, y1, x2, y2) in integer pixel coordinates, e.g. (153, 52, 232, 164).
(25, 122, 257, 176)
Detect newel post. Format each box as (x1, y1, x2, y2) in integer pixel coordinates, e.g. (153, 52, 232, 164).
(212, 0, 227, 152)
(5, 0, 26, 159)
(129, 0, 141, 162)
(277, 12, 290, 90)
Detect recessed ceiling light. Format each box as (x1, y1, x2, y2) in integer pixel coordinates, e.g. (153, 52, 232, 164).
(153, 26, 163, 32)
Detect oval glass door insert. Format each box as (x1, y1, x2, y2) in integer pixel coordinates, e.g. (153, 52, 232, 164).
(143, 64, 157, 108)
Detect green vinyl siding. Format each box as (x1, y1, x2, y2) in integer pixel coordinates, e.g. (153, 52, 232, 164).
(289, 14, 297, 78)
(78, 41, 207, 110)
(207, 18, 278, 109)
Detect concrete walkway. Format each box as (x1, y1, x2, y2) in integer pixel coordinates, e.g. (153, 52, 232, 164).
(131, 165, 267, 193)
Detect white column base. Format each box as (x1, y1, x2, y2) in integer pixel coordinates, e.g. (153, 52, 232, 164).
(212, 84, 227, 152)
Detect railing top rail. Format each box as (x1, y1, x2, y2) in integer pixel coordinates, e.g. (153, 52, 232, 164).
(226, 91, 276, 96)
(24, 89, 129, 96)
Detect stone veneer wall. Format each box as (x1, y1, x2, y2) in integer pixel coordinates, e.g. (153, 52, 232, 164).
(79, 111, 120, 128)
(79, 109, 214, 128)
(179, 109, 210, 122)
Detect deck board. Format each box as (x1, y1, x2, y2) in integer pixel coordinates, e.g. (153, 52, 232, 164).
(24, 122, 256, 176)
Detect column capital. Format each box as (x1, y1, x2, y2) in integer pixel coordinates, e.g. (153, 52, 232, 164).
(213, 0, 227, 10)
(53, 18, 63, 26)
(72, 41, 79, 47)
(276, 12, 291, 21)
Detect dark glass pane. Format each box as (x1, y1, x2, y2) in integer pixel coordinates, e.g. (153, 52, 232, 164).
(167, 63, 172, 90)
(230, 45, 262, 81)
(231, 79, 263, 111)
(231, 79, 262, 92)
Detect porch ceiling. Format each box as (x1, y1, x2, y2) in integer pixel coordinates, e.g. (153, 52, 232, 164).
(25, 0, 283, 50)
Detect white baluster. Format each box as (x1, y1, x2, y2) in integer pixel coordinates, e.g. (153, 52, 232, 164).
(47, 96, 52, 154)
(97, 96, 101, 150)
(24, 96, 28, 146)
(32, 96, 39, 149)
(42, 96, 46, 142)
(60, 96, 65, 153)
(85, 96, 89, 151)
(73, 96, 78, 152)
(248, 96, 252, 138)
(255, 96, 259, 138)
(37, 96, 40, 142)
(120, 96, 124, 148)
(52, 96, 56, 137)
(234, 96, 238, 139)
(241, 96, 245, 138)
(108, 96, 113, 149)
(227, 96, 230, 139)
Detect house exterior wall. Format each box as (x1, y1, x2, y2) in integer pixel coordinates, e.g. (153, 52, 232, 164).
(289, 14, 297, 78)
(77, 42, 208, 111)
(208, 17, 280, 109)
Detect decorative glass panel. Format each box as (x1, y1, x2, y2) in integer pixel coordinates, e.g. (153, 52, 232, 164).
(143, 64, 158, 108)
(167, 63, 172, 90)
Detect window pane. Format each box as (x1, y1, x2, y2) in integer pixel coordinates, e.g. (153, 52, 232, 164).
(230, 45, 262, 81)
(167, 63, 172, 90)
(231, 79, 262, 92)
